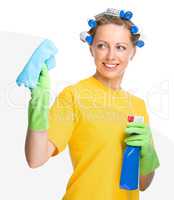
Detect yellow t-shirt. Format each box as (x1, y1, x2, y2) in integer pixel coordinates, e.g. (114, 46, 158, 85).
(48, 76, 149, 200)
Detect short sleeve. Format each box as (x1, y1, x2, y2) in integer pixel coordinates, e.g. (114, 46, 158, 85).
(142, 100, 157, 147)
(48, 86, 78, 155)
(141, 100, 149, 125)
(142, 100, 160, 172)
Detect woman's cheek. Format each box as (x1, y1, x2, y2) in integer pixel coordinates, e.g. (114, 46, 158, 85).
(119, 53, 130, 62)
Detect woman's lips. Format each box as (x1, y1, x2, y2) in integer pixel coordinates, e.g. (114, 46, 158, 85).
(102, 63, 118, 71)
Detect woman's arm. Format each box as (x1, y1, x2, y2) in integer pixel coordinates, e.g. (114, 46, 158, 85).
(25, 128, 49, 168)
(25, 128, 57, 168)
(139, 171, 155, 191)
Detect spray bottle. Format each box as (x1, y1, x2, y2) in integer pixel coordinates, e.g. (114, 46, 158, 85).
(120, 115, 144, 190)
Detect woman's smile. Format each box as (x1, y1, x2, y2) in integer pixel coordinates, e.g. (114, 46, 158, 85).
(102, 63, 119, 71)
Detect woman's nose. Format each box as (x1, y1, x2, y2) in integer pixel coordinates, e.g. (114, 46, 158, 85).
(106, 47, 117, 61)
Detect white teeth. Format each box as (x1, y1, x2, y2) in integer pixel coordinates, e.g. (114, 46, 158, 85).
(104, 63, 116, 68)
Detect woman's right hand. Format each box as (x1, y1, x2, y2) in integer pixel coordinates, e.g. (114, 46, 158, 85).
(28, 63, 51, 131)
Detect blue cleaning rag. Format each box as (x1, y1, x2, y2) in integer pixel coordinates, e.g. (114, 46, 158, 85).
(16, 39, 58, 89)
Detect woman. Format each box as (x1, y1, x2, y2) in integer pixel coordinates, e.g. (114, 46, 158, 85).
(25, 8, 160, 200)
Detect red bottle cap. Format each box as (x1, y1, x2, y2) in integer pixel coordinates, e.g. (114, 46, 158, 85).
(128, 115, 134, 122)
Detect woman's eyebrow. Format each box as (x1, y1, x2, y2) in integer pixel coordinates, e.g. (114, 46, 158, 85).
(116, 42, 129, 46)
(97, 40, 108, 43)
(97, 40, 129, 46)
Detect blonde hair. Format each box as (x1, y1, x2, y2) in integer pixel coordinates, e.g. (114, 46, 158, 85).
(87, 15, 140, 46)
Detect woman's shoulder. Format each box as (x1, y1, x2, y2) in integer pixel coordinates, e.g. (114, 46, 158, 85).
(59, 76, 92, 95)
(125, 90, 146, 106)
(63, 76, 93, 91)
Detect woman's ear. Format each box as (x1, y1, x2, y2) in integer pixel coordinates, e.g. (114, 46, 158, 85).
(89, 46, 94, 57)
(129, 47, 136, 60)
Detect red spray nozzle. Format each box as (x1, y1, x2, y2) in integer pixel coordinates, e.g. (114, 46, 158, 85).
(128, 115, 134, 122)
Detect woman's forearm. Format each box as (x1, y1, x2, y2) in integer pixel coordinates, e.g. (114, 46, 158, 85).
(139, 171, 155, 191)
(25, 128, 49, 168)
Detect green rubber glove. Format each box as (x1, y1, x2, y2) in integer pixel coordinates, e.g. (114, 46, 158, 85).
(28, 63, 50, 131)
(124, 122, 160, 176)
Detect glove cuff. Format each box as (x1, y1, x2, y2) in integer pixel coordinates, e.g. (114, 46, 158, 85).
(140, 148, 160, 176)
(28, 91, 50, 131)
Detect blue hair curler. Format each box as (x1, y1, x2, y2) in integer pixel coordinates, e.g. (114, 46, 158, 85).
(80, 31, 94, 45)
(130, 25, 139, 34)
(88, 19, 97, 29)
(123, 11, 133, 20)
(119, 10, 125, 18)
(136, 40, 145, 48)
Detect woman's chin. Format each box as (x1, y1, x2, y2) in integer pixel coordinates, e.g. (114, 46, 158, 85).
(98, 72, 121, 81)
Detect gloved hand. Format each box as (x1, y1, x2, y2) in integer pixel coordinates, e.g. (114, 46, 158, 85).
(124, 122, 160, 176)
(28, 63, 50, 131)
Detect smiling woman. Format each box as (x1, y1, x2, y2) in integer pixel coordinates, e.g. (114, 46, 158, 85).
(89, 23, 135, 89)
(87, 11, 141, 90)
(25, 7, 160, 200)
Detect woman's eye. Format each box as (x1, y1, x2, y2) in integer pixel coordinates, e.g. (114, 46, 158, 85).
(97, 44, 106, 49)
(116, 46, 126, 51)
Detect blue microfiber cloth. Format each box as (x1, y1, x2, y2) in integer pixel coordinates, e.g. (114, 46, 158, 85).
(16, 39, 58, 89)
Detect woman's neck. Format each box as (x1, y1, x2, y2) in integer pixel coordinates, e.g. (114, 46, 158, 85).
(93, 72, 123, 90)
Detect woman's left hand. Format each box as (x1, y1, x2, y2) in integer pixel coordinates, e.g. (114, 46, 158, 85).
(124, 122, 160, 176)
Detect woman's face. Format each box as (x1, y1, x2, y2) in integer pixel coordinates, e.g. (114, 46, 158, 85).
(90, 23, 136, 81)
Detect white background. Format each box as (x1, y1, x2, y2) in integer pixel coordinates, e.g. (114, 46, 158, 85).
(0, 0, 173, 199)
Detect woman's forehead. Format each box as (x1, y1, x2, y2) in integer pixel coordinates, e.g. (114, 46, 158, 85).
(94, 24, 131, 43)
